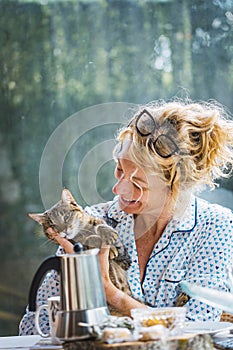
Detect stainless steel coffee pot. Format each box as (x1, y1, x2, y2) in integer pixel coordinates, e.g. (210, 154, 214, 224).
(28, 245, 109, 340)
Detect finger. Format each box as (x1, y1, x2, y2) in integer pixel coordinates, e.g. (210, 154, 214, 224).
(99, 246, 110, 257)
(55, 235, 74, 253)
(98, 246, 110, 266)
(47, 229, 74, 254)
(46, 227, 56, 234)
(98, 247, 110, 282)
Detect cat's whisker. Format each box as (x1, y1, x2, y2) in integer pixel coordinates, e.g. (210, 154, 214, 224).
(39, 238, 54, 249)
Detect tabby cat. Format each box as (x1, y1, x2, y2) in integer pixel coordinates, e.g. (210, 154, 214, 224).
(28, 188, 131, 315)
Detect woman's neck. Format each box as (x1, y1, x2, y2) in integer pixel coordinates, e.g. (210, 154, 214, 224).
(134, 198, 174, 242)
(134, 210, 172, 282)
(134, 214, 169, 242)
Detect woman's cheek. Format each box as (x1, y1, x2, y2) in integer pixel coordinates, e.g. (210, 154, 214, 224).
(112, 182, 118, 195)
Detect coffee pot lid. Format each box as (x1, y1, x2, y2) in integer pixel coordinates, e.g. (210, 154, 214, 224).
(72, 242, 100, 256)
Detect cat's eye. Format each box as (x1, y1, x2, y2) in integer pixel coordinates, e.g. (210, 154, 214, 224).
(64, 213, 71, 222)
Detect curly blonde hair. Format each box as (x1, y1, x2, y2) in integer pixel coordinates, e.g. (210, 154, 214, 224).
(114, 99, 233, 207)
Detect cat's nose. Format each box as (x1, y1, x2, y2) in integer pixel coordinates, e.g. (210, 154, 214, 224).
(60, 232, 67, 238)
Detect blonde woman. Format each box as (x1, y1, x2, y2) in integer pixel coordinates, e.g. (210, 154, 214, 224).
(19, 99, 233, 335)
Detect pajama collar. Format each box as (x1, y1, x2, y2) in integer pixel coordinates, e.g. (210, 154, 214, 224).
(106, 194, 197, 234)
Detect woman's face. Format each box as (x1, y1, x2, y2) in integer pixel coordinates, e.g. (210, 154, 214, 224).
(112, 142, 170, 216)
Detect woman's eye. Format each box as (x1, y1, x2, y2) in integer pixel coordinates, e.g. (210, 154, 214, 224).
(131, 179, 148, 191)
(115, 167, 123, 176)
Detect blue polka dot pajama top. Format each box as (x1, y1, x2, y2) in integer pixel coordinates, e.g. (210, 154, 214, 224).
(19, 195, 233, 335)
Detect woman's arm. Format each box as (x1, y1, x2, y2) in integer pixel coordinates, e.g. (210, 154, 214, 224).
(98, 246, 146, 316)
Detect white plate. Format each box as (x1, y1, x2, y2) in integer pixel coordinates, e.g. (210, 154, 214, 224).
(183, 321, 233, 335)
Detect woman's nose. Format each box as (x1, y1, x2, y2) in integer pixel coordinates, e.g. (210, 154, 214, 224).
(112, 179, 134, 200)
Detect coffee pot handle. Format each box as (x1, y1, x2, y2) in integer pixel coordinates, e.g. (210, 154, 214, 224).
(28, 256, 60, 312)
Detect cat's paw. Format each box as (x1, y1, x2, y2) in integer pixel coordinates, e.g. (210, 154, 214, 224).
(83, 235, 102, 250)
(73, 233, 102, 250)
(109, 246, 118, 259)
(95, 224, 118, 246)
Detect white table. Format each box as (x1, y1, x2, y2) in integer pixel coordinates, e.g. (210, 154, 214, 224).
(0, 333, 232, 350)
(0, 335, 62, 349)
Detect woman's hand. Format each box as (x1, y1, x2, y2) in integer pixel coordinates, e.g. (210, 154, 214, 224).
(98, 246, 111, 284)
(46, 228, 74, 253)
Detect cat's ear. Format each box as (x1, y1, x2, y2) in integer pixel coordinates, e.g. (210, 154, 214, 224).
(28, 213, 46, 225)
(62, 189, 77, 205)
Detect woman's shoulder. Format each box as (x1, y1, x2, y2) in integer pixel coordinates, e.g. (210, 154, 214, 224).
(196, 195, 233, 222)
(84, 197, 119, 219)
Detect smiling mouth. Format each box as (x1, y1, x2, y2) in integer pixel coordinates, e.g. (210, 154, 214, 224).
(120, 197, 139, 205)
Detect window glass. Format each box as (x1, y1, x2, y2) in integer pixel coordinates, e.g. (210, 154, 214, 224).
(0, 0, 232, 335)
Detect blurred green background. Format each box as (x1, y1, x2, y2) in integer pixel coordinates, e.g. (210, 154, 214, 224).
(0, 0, 233, 336)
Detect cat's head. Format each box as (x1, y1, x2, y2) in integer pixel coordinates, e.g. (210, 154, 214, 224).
(28, 188, 84, 241)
